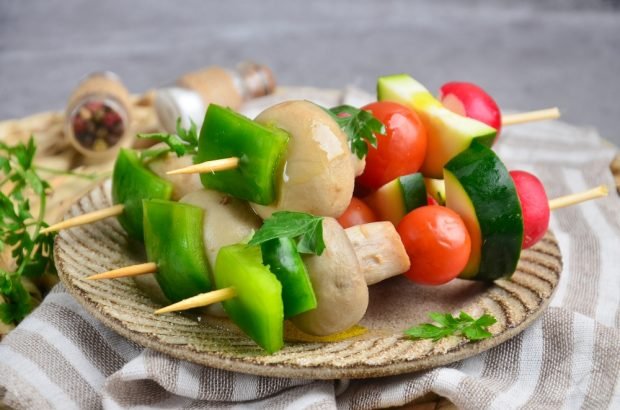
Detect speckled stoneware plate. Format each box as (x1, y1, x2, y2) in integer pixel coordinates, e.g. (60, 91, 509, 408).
(55, 181, 562, 379)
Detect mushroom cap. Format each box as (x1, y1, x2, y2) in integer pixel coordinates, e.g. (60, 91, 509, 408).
(291, 217, 368, 336)
(148, 149, 203, 200)
(252, 101, 355, 219)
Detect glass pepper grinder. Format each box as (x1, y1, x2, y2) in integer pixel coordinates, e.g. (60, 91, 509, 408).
(155, 61, 276, 133)
(65, 72, 132, 163)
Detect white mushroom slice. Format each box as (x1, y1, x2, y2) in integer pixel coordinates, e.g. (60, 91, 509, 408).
(291, 218, 368, 336)
(345, 222, 410, 285)
(180, 190, 261, 271)
(252, 101, 355, 219)
(181, 190, 261, 318)
(148, 150, 202, 200)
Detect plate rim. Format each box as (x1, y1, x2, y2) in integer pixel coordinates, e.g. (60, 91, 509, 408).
(55, 181, 563, 380)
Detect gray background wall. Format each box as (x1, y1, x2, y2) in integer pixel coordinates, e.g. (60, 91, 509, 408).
(1, 0, 619, 144)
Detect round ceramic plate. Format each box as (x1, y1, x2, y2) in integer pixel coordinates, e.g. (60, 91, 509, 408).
(55, 181, 562, 379)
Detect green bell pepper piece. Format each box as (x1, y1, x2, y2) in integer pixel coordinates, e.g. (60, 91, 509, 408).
(214, 244, 284, 353)
(195, 104, 289, 205)
(143, 199, 212, 302)
(261, 238, 317, 318)
(112, 148, 173, 242)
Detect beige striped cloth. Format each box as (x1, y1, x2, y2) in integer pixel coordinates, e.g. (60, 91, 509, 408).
(1, 90, 620, 409)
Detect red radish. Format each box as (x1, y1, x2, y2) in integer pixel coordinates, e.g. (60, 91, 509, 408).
(510, 170, 550, 249)
(439, 82, 502, 139)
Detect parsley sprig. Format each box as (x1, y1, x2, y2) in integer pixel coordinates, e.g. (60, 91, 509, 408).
(326, 105, 384, 159)
(0, 138, 56, 324)
(137, 118, 199, 163)
(405, 311, 497, 342)
(248, 211, 325, 255)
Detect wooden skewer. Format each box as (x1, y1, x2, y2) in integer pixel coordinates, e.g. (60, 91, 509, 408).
(549, 185, 608, 211)
(40, 204, 125, 234)
(502, 107, 561, 126)
(154, 288, 237, 314)
(166, 157, 239, 176)
(86, 262, 158, 280)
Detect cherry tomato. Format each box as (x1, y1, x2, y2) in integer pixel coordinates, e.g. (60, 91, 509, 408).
(357, 101, 427, 190)
(397, 206, 471, 285)
(337, 197, 377, 228)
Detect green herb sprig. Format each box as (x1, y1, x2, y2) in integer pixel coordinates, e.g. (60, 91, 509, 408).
(248, 211, 325, 256)
(0, 138, 55, 324)
(326, 105, 384, 159)
(405, 311, 497, 342)
(138, 118, 199, 163)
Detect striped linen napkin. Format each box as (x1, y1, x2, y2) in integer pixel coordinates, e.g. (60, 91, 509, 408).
(1, 89, 619, 409)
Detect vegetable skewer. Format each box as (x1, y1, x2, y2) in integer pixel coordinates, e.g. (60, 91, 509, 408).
(39, 154, 241, 235)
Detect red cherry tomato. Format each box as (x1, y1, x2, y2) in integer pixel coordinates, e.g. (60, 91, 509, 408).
(439, 81, 502, 138)
(337, 197, 378, 228)
(510, 170, 550, 249)
(397, 206, 471, 285)
(357, 101, 427, 190)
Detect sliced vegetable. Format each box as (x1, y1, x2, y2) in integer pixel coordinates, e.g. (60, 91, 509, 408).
(261, 238, 317, 318)
(424, 177, 446, 206)
(510, 170, 550, 249)
(444, 141, 523, 280)
(397, 205, 471, 285)
(337, 197, 377, 228)
(195, 104, 289, 205)
(356, 101, 427, 190)
(365, 173, 426, 226)
(377, 74, 496, 179)
(112, 148, 173, 241)
(143, 199, 212, 302)
(439, 81, 502, 140)
(214, 244, 284, 353)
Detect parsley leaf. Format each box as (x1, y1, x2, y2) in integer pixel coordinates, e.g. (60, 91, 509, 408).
(0, 137, 58, 324)
(248, 211, 325, 255)
(138, 118, 199, 162)
(404, 311, 497, 342)
(326, 105, 384, 159)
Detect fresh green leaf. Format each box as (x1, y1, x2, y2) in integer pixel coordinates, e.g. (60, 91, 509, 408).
(248, 211, 326, 256)
(428, 312, 459, 328)
(0, 136, 57, 325)
(139, 147, 170, 164)
(404, 323, 453, 341)
(404, 311, 497, 343)
(137, 118, 200, 161)
(474, 314, 497, 328)
(462, 325, 493, 341)
(326, 105, 384, 159)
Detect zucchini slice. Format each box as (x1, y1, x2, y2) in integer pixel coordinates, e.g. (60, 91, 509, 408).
(377, 74, 496, 179)
(444, 141, 523, 281)
(365, 172, 427, 226)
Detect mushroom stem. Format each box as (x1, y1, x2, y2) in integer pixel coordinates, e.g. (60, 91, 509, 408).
(502, 107, 560, 126)
(166, 157, 239, 175)
(40, 204, 125, 234)
(154, 288, 237, 314)
(549, 185, 608, 210)
(345, 222, 410, 285)
(86, 262, 158, 280)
